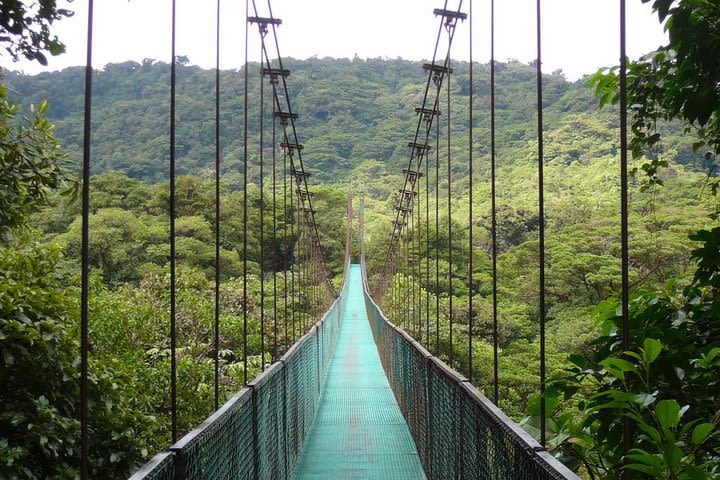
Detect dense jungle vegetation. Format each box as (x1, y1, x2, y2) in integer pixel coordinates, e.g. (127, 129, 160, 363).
(2, 0, 719, 478)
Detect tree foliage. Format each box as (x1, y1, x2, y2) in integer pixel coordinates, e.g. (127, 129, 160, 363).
(0, 0, 72, 65)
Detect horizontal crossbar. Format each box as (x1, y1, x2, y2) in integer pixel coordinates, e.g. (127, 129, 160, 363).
(247, 16, 282, 26)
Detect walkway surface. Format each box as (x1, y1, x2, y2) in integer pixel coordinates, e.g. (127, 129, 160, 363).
(292, 265, 426, 479)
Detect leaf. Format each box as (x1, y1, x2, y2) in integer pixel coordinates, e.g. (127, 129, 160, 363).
(599, 357, 637, 379)
(568, 354, 585, 369)
(636, 421, 661, 442)
(2, 350, 13, 366)
(663, 443, 683, 468)
(643, 338, 662, 364)
(634, 392, 657, 407)
(691, 423, 714, 444)
(655, 399, 681, 428)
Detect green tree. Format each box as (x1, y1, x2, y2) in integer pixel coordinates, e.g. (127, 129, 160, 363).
(0, 0, 72, 65)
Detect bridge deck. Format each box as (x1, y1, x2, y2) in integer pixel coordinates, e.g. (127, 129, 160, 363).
(292, 265, 425, 479)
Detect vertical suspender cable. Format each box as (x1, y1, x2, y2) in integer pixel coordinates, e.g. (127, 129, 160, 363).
(404, 229, 409, 329)
(213, 0, 221, 410)
(619, 0, 631, 475)
(304, 210, 308, 331)
(283, 145, 289, 348)
(259, 40, 266, 371)
(447, 55, 454, 368)
(417, 169, 422, 342)
(272, 94, 278, 358)
(490, 0, 499, 405)
(467, 0, 474, 383)
(290, 164, 296, 342)
(80, 1, 94, 476)
(410, 193, 415, 334)
(435, 101, 441, 355)
(425, 126, 430, 346)
(298, 191, 303, 332)
(536, 0, 547, 447)
(242, 0, 249, 385)
(169, 0, 178, 444)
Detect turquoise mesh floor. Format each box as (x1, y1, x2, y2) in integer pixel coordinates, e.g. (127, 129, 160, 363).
(291, 265, 426, 479)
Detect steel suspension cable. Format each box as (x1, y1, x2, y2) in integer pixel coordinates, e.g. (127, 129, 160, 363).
(290, 159, 296, 342)
(410, 192, 415, 334)
(447, 52, 454, 369)
(80, 1, 94, 476)
(536, 0, 547, 447)
(298, 200, 303, 333)
(379, 5, 464, 361)
(490, 0, 499, 405)
(620, 0, 631, 474)
(260, 2, 334, 294)
(247, 2, 332, 359)
(272, 90, 278, 358)
(213, 0, 221, 410)
(259, 37, 266, 371)
(380, 0, 452, 291)
(417, 163, 422, 342)
(242, 0, 249, 385)
(169, 0, 178, 443)
(403, 228, 408, 329)
(468, 0, 474, 383)
(425, 121, 431, 346)
(283, 143, 289, 348)
(435, 99, 441, 355)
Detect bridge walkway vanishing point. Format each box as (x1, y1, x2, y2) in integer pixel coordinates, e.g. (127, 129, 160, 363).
(131, 258, 578, 479)
(291, 264, 426, 479)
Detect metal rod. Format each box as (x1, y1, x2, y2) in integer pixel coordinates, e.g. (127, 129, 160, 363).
(262, 0, 334, 290)
(169, 0, 178, 443)
(620, 0, 631, 476)
(80, 0, 94, 476)
(536, 0, 547, 447)
(380, 0, 452, 291)
(290, 159, 296, 342)
(242, 0, 249, 385)
(425, 116, 431, 347)
(283, 144, 289, 350)
(435, 96, 441, 356)
(272, 89, 278, 359)
(213, 0, 221, 411)
(447, 53, 454, 369)
(467, 0, 474, 384)
(417, 157, 422, 343)
(490, 0, 499, 406)
(259, 38, 265, 371)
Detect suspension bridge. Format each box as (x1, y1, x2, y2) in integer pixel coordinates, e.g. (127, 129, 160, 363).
(66, 0, 638, 478)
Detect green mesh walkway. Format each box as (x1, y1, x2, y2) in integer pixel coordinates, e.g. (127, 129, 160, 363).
(291, 265, 426, 479)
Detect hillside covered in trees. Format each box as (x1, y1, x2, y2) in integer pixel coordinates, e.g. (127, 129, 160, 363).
(3, 48, 719, 478)
(4, 57, 711, 186)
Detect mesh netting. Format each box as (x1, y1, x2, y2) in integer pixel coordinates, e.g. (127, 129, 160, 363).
(362, 262, 579, 480)
(131, 266, 348, 480)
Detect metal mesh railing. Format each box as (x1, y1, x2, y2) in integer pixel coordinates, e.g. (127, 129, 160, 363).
(361, 261, 579, 480)
(130, 262, 350, 480)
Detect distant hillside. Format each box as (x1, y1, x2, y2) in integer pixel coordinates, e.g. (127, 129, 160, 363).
(1, 57, 704, 188)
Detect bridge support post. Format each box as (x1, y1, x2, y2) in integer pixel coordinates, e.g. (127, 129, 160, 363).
(248, 384, 259, 480)
(279, 359, 289, 480)
(171, 452, 186, 480)
(425, 356, 433, 479)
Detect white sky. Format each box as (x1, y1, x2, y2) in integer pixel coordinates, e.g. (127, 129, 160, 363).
(2, 0, 667, 80)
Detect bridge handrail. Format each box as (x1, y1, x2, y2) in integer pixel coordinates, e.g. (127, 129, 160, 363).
(360, 258, 579, 480)
(129, 258, 351, 480)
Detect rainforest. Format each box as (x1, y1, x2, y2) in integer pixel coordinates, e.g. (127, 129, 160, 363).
(1, 1, 719, 478)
